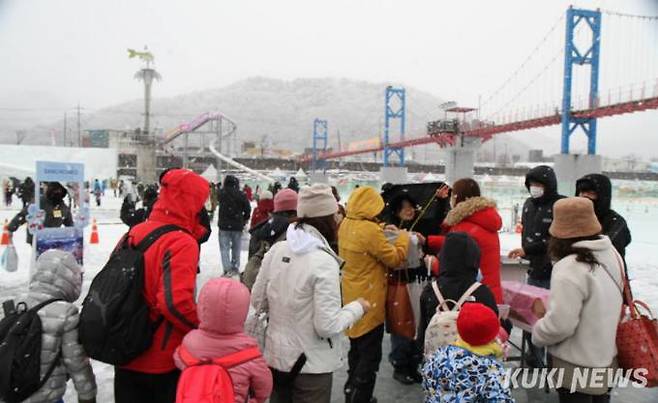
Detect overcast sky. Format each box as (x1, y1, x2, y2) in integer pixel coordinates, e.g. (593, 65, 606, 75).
(0, 0, 656, 157)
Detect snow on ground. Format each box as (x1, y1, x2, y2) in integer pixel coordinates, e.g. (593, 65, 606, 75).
(1, 178, 657, 402)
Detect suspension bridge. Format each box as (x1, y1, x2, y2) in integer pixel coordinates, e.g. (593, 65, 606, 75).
(301, 7, 658, 187)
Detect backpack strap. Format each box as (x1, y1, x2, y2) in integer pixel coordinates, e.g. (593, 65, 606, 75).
(214, 347, 262, 369)
(134, 224, 184, 252)
(455, 282, 482, 309)
(177, 345, 262, 369)
(431, 281, 456, 312)
(29, 299, 64, 394)
(29, 298, 63, 313)
(177, 344, 202, 367)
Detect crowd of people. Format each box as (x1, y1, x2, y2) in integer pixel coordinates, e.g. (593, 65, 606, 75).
(0, 165, 635, 403)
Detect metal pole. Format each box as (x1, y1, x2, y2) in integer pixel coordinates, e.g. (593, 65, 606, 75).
(218, 117, 223, 173)
(215, 120, 221, 183)
(76, 103, 81, 147)
(63, 113, 67, 146)
(183, 132, 189, 169)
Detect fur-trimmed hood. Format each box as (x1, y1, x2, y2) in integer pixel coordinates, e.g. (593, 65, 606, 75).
(445, 197, 502, 232)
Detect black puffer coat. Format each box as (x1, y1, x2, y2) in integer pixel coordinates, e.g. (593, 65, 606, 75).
(248, 212, 292, 257)
(217, 175, 251, 231)
(418, 232, 498, 349)
(576, 174, 631, 258)
(9, 182, 73, 244)
(522, 165, 565, 281)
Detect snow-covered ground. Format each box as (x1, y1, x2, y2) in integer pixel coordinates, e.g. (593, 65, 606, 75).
(1, 177, 657, 401)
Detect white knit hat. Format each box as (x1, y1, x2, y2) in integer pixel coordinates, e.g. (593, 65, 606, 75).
(297, 184, 338, 218)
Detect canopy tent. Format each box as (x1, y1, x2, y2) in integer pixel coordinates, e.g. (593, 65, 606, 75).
(201, 164, 218, 182)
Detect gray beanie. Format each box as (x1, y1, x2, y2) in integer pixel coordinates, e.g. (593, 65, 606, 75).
(297, 184, 338, 218)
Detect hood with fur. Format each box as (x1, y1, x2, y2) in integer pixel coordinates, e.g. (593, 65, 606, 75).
(445, 197, 502, 233)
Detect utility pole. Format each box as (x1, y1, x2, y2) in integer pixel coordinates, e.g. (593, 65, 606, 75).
(63, 113, 67, 146)
(76, 103, 82, 147)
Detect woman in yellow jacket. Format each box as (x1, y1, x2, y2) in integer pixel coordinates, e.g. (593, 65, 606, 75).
(339, 186, 410, 403)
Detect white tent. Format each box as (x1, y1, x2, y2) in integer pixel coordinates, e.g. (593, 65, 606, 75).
(201, 164, 218, 182)
(422, 172, 441, 182)
(270, 168, 286, 180)
(295, 168, 308, 179)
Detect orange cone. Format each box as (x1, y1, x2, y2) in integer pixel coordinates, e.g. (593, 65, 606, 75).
(1, 219, 9, 246)
(89, 218, 99, 244)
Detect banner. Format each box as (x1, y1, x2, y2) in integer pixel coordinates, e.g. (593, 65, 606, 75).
(31, 161, 88, 266)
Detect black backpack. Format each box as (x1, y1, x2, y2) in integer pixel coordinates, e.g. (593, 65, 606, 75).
(0, 298, 62, 403)
(79, 224, 182, 365)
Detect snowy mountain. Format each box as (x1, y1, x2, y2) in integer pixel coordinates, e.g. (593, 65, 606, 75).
(0, 77, 533, 159)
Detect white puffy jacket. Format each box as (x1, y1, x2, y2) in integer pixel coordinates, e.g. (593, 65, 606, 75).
(1, 250, 97, 403)
(251, 223, 364, 374)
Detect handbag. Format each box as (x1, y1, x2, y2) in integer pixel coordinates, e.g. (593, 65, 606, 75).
(244, 308, 268, 350)
(603, 251, 658, 387)
(386, 269, 416, 339)
(1, 240, 18, 273)
(245, 290, 269, 351)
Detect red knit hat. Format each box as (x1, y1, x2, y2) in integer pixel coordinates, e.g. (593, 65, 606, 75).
(274, 188, 298, 213)
(456, 302, 499, 346)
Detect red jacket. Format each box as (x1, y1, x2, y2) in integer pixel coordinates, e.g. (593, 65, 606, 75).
(428, 197, 503, 303)
(122, 169, 210, 374)
(250, 198, 274, 230)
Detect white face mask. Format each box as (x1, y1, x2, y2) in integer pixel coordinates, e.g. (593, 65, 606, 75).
(529, 186, 544, 199)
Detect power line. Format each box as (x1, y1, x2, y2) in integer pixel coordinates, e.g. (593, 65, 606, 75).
(601, 9, 658, 20)
(480, 12, 565, 110)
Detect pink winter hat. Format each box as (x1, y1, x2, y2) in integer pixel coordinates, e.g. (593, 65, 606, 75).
(274, 188, 298, 213)
(198, 278, 250, 335)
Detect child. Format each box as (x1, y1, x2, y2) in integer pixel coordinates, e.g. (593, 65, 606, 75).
(422, 303, 512, 403)
(174, 278, 272, 403)
(6, 250, 97, 403)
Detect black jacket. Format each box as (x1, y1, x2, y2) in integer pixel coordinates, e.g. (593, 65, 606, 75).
(287, 177, 300, 193)
(418, 232, 498, 349)
(18, 177, 35, 206)
(522, 165, 565, 281)
(576, 174, 631, 258)
(120, 187, 158, 228)
(384, 193, 430, 283)
(9, 196, 73, 244)
(247, 212, 291, 257)
(217, 175, 251, 231)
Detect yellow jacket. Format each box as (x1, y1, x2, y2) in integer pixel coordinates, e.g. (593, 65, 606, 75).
(338, 187, 410, 338)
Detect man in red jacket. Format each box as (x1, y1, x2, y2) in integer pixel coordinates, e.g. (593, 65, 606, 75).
(114, 168, 210, 403)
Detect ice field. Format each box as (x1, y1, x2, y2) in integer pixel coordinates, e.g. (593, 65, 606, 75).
(1, 174, 657, 402)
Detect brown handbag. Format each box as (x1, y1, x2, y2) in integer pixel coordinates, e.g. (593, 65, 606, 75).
(605, 252, 658, 387)
(386, 269, 416, 339)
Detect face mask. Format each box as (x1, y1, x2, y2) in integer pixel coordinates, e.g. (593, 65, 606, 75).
(529, 186, 544, 199)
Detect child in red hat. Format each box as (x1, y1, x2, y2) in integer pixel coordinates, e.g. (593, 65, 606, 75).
(422, 303, 512, 402)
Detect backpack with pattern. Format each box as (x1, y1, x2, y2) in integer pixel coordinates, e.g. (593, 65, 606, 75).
(424, 281, 481, 357)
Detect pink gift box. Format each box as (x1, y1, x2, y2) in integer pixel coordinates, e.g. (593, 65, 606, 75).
(501, 280, 550, 326)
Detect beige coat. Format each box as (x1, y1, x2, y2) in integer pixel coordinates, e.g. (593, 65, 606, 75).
(532, 236, 623, 368)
